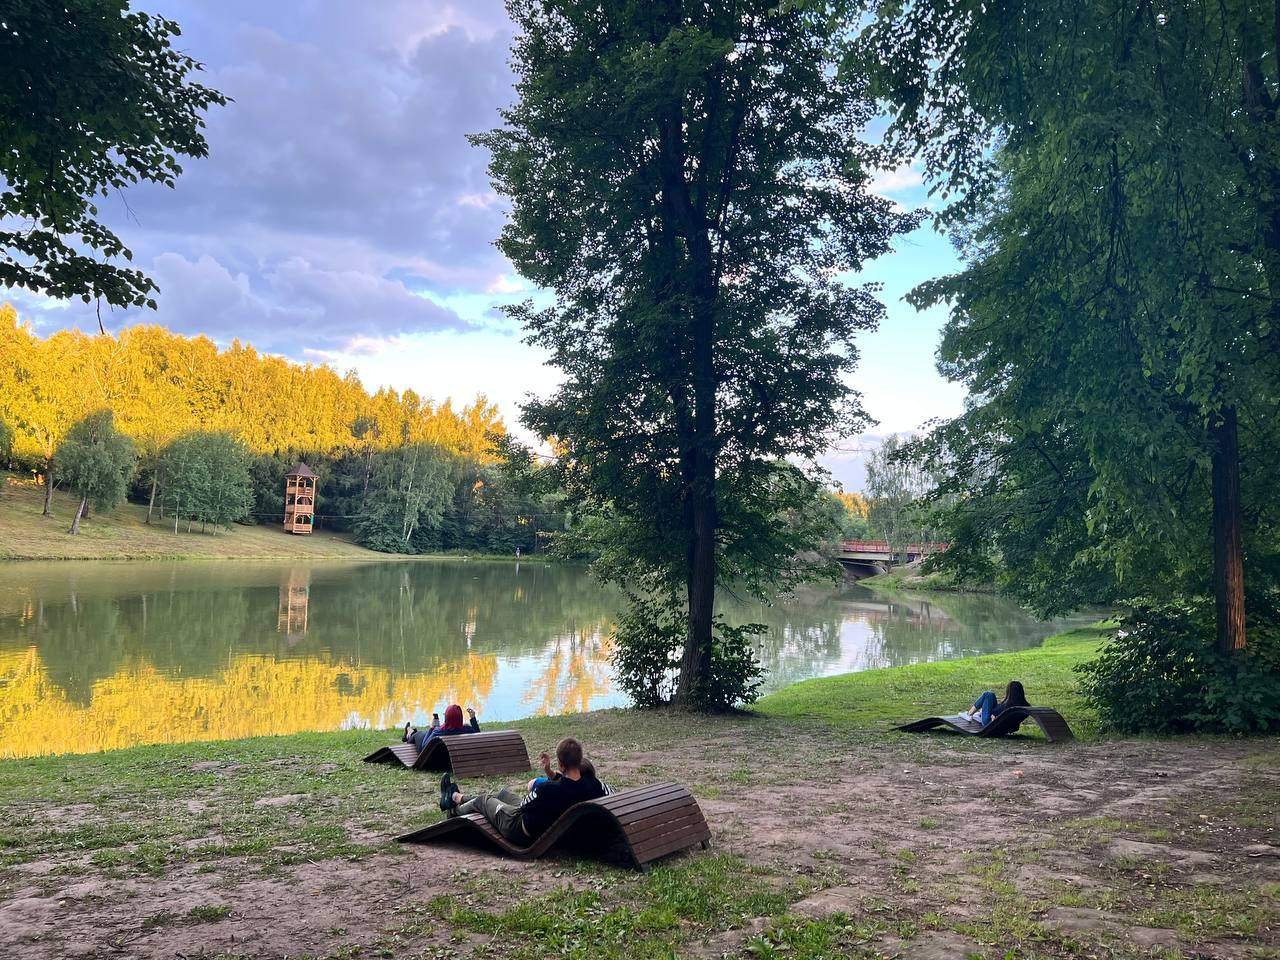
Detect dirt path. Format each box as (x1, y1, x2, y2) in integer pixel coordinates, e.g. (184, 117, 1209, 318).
(3, 721, 1277, 959)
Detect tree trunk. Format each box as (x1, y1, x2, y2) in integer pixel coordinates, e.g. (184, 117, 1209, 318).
(146, 473, 158, 524)
(676, 279, 719, 705)
(42, 463, 54, 516)
(1210, 406, 1246, 652)
(69, 496, 86, 535)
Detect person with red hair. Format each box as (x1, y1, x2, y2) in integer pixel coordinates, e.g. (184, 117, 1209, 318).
(402, 703, 479, 751)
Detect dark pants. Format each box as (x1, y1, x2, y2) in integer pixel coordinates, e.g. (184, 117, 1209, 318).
(973, 691, 1001, 726)
(451, 788, 529, 845)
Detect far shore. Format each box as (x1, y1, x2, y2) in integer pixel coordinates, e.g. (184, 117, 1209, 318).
(0, 474, 542, 564)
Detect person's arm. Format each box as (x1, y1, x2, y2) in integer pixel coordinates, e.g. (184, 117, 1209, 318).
(466, 707, 479, 732)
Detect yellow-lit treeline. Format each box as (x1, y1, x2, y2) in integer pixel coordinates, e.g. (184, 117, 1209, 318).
(0, 647, 500, 758)
(0, 304, 504, 471)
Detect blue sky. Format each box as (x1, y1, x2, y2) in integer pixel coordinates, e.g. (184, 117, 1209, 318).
(3, 2, 965, 492)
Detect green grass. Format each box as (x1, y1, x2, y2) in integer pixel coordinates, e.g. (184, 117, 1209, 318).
(0, 472, 541, 562)
(754, 624, 1114, 737)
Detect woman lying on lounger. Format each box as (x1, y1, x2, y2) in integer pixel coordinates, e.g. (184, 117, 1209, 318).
(964, 681, 1029, 726)
(402, 703, 478, 751)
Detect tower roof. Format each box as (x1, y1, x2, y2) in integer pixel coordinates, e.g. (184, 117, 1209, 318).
(286, 462, 317, 479)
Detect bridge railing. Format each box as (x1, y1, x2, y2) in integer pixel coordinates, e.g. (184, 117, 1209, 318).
(839, 540, 949, 555)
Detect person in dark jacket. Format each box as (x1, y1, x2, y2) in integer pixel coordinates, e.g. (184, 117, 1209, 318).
(403, 704, 478, 751)
(965, 681, 1029, 726)
(440, 736, 605, 846)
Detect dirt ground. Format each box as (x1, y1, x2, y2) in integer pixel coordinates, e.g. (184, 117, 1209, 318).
(2, 720, 1278, 960)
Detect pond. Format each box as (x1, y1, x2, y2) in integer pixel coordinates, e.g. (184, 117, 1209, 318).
(0, 559, 1094, 758)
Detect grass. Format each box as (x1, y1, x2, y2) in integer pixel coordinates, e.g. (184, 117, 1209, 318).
(0, 473, 392, 561)
(754, 624, 1114, 737)
(0, 472, 538, 562)
(3, 625, 1277, 959)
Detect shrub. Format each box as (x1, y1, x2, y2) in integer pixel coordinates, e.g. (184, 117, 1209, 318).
(1077, 597, 1280, 735)
(612, 594, 765, 711)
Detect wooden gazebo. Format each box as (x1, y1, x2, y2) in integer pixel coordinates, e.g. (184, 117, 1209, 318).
(283, 463, 317, 535)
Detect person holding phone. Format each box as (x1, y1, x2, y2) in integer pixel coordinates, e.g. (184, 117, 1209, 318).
(402, 703, 479, 751)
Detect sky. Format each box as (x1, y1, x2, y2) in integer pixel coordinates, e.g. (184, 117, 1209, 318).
(4, 1, 966, 492)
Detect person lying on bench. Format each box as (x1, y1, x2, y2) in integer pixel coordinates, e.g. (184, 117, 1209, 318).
(964, 681, 1029, 726)
(439, 736, 605, 846)
(402, 704, 478, 751)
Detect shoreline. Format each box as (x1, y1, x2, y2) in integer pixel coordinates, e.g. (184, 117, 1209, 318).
(3, 621, 1116, 764)
(3, 618, 1276, 960)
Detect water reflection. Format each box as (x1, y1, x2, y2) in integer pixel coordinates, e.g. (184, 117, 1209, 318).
(0, 560, 1091, 758)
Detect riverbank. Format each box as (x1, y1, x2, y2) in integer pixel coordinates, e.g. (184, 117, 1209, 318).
(0, 475, 538, 563)
(859, 561, 996, 594)
(3, 624, 1277, 959)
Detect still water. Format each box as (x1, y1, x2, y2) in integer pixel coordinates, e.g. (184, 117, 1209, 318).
(0, 559, 1090, 758)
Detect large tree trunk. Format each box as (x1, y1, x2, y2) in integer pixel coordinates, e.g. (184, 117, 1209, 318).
(146, 472, 158, 524)
(1210, 406, 1246, 652)
(69, 496, 86, 535)
(42, 462, 54, 516)
(676, 271, 719, 705)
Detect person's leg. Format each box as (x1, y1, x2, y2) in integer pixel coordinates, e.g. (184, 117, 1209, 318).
(974, 691, 997, 725)
(454, 793, 525, 843)
(495, 787, 525, 805)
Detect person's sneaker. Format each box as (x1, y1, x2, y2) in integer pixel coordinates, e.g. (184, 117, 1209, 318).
(402, 722, 413, 743)
(439, 773, 456, 812)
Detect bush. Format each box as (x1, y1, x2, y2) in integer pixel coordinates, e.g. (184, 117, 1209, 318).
(1077, 597, 1280, 735)
(612, 594, 765, 711)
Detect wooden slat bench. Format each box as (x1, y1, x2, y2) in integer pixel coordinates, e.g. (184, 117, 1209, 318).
(895, 706, 1075, 742)
(363, 730, 531, 777)
(397, 782, 711, 869)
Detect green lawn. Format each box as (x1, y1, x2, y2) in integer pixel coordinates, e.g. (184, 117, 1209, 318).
(755, 624, 1114, 737)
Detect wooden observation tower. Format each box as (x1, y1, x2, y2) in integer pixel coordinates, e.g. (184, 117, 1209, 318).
(283, 463, 317, 535)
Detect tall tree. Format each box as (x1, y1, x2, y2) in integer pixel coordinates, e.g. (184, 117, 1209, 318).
(354, 444, 454, 553)
(861, 0, 1280, 651)
(0, 1, 225, 320)
(477, 0, 914, 705)
(55, 410, 136, 534)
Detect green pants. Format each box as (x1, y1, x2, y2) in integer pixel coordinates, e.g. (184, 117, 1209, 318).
(452, 788, 529, 845)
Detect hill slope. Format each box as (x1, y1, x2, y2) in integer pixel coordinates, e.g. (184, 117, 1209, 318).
(0, 474, 398, 561)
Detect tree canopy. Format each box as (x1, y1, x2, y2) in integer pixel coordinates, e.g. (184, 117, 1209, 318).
(478, 0, 914, 706)
(861, 0, 1280, 650)
(0, 1, 225, 317)
(55, 410, 136, 534)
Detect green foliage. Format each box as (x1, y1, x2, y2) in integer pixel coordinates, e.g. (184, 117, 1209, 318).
(613, 593, 764, 712)
(0, 417, 13, 466)
(860, 1, 1280, 628)
(0, 2, 225, 310)
(55, 410, 137, 525)
(352, 444, 454, 553)
(158, 431, 253, 532)
(1078, 600, 1280, 735)
(478, 1, 915, 704)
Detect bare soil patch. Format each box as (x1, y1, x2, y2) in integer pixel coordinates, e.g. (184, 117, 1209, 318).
(2, 719, 1277, 959)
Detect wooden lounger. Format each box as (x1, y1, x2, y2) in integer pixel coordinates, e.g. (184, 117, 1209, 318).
(363, 730, 531, 777)
(397, 782, 711, 869)
(896, 706, 1075, 742)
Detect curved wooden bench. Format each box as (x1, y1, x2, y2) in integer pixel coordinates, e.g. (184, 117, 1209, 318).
(397, 782, 711, 869)
(363, 730, 531, 777)
(896, 706, 1074, 742)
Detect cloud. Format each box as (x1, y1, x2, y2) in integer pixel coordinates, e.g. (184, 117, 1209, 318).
(867, 163, 925, 197)
(2, 0, 516, 351)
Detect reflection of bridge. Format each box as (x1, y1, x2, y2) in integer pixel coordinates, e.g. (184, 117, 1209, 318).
(836, 540, 948, 578)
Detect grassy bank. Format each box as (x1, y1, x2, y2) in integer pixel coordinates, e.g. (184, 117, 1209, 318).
(3, 625, 1278, 959)
(0, 474, 539, 563)
(858, 565, 996, 594)
(756, 624, 1112, 737)
(0, 473, 390, 561)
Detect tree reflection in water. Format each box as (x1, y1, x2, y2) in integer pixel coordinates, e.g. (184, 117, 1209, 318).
(0, 560, 1093, 757)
